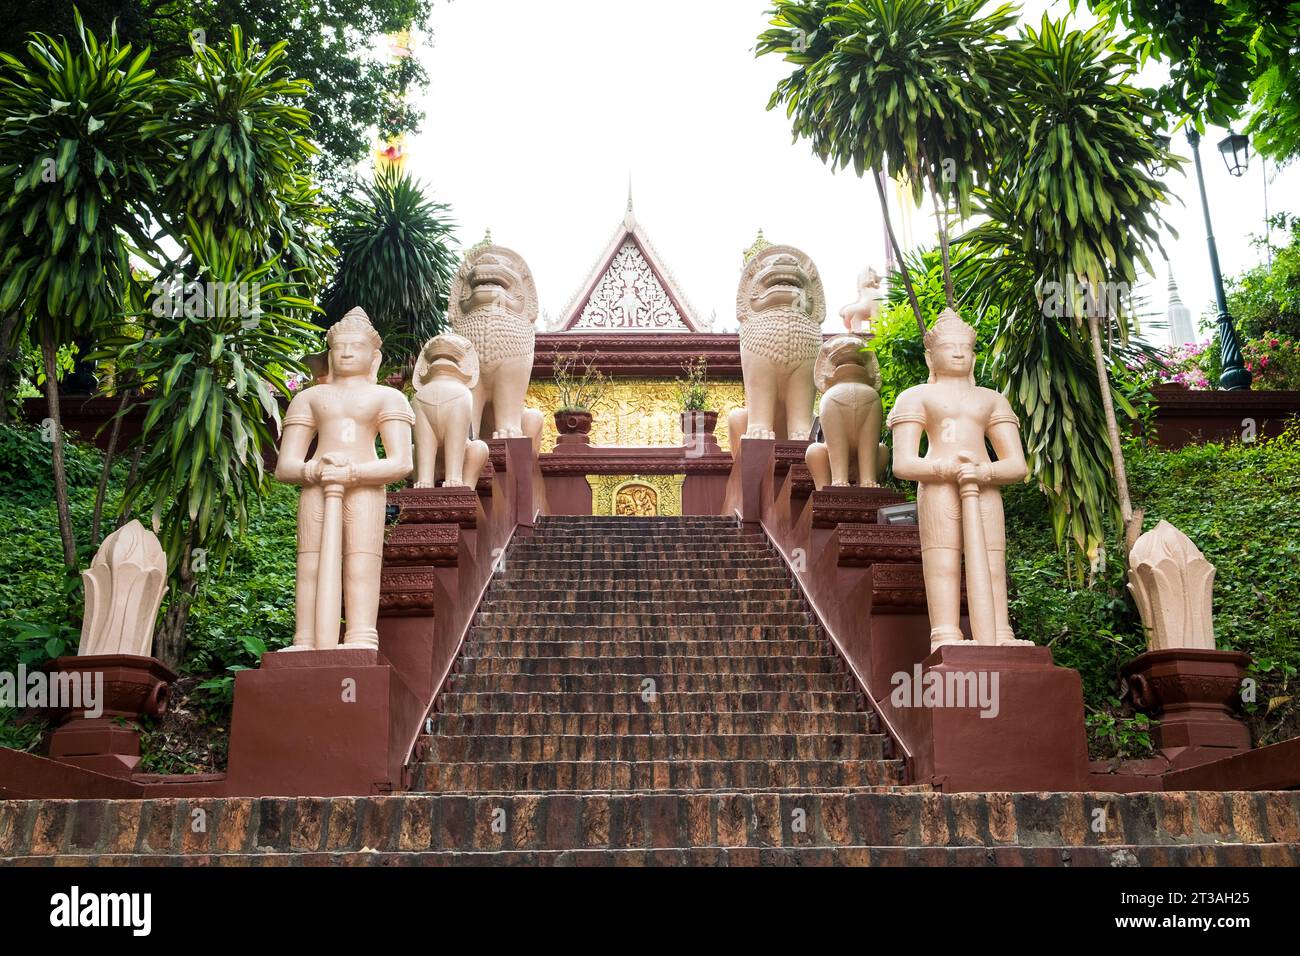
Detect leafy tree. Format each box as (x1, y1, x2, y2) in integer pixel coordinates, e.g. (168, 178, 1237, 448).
(758, 0, 1017, 328)
(323, 165, 458, 360)
(0, 0, 436, 189)
(0, 12, 168, 573)
(1226, 214, 1300, 340)
(1084, 0, 1300, 163)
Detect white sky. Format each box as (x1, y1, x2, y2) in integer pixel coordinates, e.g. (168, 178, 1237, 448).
(401, 0, 1297, 342)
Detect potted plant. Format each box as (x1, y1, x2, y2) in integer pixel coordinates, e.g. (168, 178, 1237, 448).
(552, 354, 608, 438)
(673, 357, 718, 444)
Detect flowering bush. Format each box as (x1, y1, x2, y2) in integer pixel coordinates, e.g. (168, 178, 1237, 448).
(1242, 335, 1300, 390)
(1146, 334, 1300, 391)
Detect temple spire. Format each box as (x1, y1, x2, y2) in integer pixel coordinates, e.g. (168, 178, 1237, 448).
(624, 177, 636, 229)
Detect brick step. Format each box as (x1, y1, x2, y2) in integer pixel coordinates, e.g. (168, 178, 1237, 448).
(477, 599, 813, 615)
(508, 545, 771, 556)
(491, 575, 796, 590)
(438, 691, 861, 714)
(408, 759, 907, 792)
(523, 532, 770, 543)
(427, 711, 879, 736)
(445, 672, 853, 694)
(20, 844, 1288, 866)
(481, 587, 803, 602)
(457, 654, 842, 675)
(486, 574, 790, 590)
(419, 733, 888, 762)
(493, 554, 780, 567)
(466, 627, 825, 643)
(472, 613, 817, 627)
(11, 792, 1296, 857)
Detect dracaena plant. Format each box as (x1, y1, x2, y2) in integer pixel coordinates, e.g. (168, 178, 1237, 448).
(0, 11, 169, 574)
(322, 164, 459, 363)
(964, 16, 1181, 569)
(102, 217, 322, 668)
(149, 25, 332, 292)
(758, 0, 1018, 329)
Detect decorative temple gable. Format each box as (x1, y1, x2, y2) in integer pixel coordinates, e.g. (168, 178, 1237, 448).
(559, 191, 703, 332)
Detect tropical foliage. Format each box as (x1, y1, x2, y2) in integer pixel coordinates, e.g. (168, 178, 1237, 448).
(1084, 0, 1300, 163)
(962, 16, 1179, 563)
(758, 0, 1018, 326)
(323, 165, 458, 357)
(0, 0, 437, 188)
(0, 12, 170, 573)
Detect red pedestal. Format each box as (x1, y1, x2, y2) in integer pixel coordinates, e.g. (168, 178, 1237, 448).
(898, 644, 1089, 792)
(1123, 648, 1252, 770)
(225, 649, 422, 797)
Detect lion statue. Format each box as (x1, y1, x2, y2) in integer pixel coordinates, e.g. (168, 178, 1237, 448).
(839, 265, 883, 335)
(410, 332, 490, 488)
(805, 334, 888, 489)
(728, 244, 826, 446)
(447, 243, 543, 442)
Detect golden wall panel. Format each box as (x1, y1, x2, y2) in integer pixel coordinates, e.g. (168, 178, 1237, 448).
(587, 474, 686, 517)
(526, 379, 745, 453)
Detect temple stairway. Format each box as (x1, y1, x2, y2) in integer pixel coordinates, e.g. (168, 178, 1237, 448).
(411, 515, 907, 796)
(5, 515, 1299, 865)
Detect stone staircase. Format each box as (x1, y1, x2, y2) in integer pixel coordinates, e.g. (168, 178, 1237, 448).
(408, 515, 908, 795)
(4, 515, 1299, 865)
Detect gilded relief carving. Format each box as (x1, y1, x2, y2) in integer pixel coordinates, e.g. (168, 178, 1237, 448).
(588, 474, 686, 517)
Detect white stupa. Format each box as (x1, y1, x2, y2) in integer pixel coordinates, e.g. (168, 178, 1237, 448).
(1166, 271, 1195, 347)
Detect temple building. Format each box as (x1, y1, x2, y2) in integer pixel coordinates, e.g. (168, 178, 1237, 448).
(525, 195, 747, 463)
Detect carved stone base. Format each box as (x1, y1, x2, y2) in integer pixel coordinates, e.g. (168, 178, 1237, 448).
(1123, 648, 1252, 771)
(46, 654, 176, 778)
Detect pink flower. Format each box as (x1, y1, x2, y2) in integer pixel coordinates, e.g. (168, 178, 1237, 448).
(1271, 339, 1281, 348)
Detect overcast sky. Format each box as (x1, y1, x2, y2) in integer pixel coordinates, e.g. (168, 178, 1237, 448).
(401, 0, 1296, 343)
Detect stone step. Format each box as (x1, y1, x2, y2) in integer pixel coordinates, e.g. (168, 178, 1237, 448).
(466, 627, 826, 644)
(471, 613, 817, 627)
(16, 844, 1290, 866)
(408, 759, 908, 792)
(418, 732, 888, 763)
(522, 532, 769, 543)
(427, 711, 879, 737)
(477, 599, 813, 615)
(481, 587, 803, 602)
(457, 654, 842, 675)
(438, 690, 861, 714)
(9, 792, 1296, 857)
(509, 545, 771, 556)
(486, 574, 795, 590)
(493, 554, 780, 567)
(445, 672, 852, 695)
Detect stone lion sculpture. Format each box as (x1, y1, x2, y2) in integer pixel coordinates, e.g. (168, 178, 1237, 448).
(805, 334, 888, 489)
(839, 265, 882, 334)
(448, 243, 541, 441)
(728, 244, 826, 446)
(411, 332, 491, 488)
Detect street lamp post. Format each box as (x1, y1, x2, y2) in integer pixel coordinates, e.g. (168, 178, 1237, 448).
(1186, 128, 1251, 390)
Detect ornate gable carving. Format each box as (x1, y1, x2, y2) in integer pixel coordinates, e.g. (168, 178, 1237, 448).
(572, 239, 690, 332)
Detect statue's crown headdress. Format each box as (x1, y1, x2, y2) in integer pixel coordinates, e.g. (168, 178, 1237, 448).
(327, 307, 383, 350)
(923, 309, 976, 350)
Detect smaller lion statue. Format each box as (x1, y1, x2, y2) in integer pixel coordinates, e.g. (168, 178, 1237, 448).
(806, 335, 888, 489)
(410, 332, 490, 488)
(839, 265, 883, 334)
(728, 244, 826, 446)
